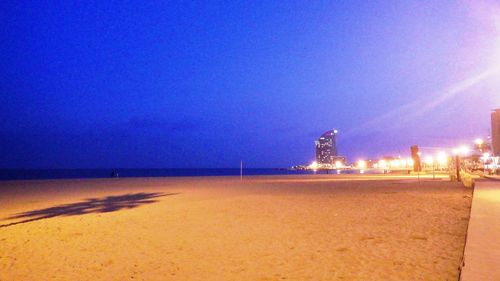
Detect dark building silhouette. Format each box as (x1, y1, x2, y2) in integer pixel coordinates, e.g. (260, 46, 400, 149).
(492, 109, 500, 156)
(315, 129, 338, 164)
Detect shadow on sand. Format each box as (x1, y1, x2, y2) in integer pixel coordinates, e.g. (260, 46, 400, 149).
(0, 192, 177, 228)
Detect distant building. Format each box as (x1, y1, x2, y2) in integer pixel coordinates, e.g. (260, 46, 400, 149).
(492, 109, 500, 156)
(315, 129, 339, 164)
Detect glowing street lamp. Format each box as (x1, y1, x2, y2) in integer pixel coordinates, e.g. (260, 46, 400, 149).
(451, 146, 469, 181)
(459, 145, 470, 156)
(309, 161, 318, 170)
(357, 160, 367, 169)
(475, 138, 485, 153)
(424, 155, 437, 179)
(424, 156, 434, 165)
(436, 151, 448, 166)
(390, 159, 401, 168)
(453, 145, 470, 156)
(481, 153, 491, 163)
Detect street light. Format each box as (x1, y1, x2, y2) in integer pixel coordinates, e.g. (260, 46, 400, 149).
(475, 138, 485, 153)
(459, 145, 470, 156)
(424, 156, 436, 179)
(309, 161, 318, 171)
(436, 151, 448, 167)
(452, 146, 470, 181)
(424, 156, 434, 165)
(390, 159, 401, 168)
(357, 160, 367, 169)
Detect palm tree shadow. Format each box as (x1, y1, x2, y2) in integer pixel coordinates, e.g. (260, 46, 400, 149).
(0, 192, 178, 228)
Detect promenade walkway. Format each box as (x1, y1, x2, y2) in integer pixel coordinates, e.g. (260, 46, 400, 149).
(484, 175, 500, 181)
(460, 179, 500, 280)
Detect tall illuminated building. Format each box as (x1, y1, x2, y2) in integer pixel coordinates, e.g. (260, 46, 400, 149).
(492, 108, 500, 156)
(315, 129, 338, 164)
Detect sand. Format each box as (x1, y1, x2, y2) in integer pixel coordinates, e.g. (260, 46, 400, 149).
(0, 175, 472, 280)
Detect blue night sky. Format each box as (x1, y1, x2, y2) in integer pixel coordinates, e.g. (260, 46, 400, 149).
(1, 1, 500, 168)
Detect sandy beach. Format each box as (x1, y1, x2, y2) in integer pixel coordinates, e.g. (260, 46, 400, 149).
(0, 175, 471, 280)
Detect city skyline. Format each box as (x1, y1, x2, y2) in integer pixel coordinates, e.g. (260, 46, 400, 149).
(1, 1, 500, 168)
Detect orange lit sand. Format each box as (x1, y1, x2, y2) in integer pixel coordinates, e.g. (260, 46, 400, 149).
(0, 175, 471, 280)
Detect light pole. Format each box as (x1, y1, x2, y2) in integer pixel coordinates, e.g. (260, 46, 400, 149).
(452, 148, 460, 181)
(455, 154, 461, 181)
(429, 157, 435, 180)
(475, 138, 484, 153)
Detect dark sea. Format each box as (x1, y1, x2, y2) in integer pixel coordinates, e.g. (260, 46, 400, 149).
(0, 168, 368, 181)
